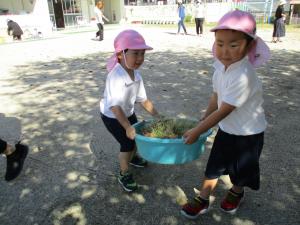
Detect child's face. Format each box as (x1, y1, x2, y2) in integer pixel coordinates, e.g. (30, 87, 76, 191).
(97, 1, 103, 9)
(118, 49, 145, 70)
(215, 29, 251, 68)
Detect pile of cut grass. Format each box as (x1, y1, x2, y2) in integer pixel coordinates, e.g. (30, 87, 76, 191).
(140, 118, 196, 139)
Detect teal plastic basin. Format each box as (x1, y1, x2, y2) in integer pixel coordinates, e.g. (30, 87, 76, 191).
(133, 120, 212, 165)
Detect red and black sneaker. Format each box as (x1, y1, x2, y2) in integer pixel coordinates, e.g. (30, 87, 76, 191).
(220, 189, 244, 214)
(181, 196, 209, 219)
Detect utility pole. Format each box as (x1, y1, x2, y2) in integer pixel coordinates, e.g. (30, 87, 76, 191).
(268, 0, 274, 23)
(263, 0, 269, 23)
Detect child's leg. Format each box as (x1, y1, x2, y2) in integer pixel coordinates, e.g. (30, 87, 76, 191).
(119, 151, 132, 174)
(181, 176, 217, 219)
(231, 185, 244, 194)
(119, 148, 137, 173)
(199, 177, 219, 199)
(129, 146, 148, 168)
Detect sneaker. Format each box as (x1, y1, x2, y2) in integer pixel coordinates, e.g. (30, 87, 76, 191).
(5, 142, 29, 181)
(220, 189, 244, 214)
(181, 196, 209, 219)
(118, 171, 138, 192)
(130, 155, 147, 168)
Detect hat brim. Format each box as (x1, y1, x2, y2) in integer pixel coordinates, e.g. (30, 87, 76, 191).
(125, 44, 153, 51)
(210, 25, 256, 39)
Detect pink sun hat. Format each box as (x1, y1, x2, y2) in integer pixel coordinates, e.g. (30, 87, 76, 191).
(106, 29, 153, 72)
(210, 10, 270, 67)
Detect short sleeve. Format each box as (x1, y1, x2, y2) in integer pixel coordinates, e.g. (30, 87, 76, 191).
(105, 73, 124, 109)
(222, 73, 252, 107)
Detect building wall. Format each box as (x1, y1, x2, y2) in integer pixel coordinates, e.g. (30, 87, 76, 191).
(0, 0, 52, 38)
(124, 3, 232, 23)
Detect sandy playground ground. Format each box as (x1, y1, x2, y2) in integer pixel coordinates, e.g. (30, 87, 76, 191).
(0, 24, 299, 225)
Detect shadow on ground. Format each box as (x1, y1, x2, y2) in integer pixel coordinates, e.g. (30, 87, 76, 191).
(0, 47, 299, 225)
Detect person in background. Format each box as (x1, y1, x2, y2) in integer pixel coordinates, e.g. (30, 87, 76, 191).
(194, 0, 205, 36)
(7, 19, 23, 41)
(272, 0, 287, 43)
(177, 0, 187, 35)
(100, 30, 161, 192)
(180, 10, 270, 219)
(94, 0, 109, 41)
(0, 138, 28, 181)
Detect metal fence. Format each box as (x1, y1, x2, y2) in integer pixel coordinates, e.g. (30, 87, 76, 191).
(290, 16, 300, 24)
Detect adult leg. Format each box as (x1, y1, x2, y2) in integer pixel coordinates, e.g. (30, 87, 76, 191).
(272, 20, 278, 42)
(195, 18, 200, 35)
(177, 20, 181, 33)
(181, 19, 187, 34)
(199, 18, 204, 35)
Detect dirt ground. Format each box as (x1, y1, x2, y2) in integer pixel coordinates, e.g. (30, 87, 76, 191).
(0, 25, 299, 225)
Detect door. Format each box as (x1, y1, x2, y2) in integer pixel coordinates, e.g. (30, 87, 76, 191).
(53, 0, 65, 28)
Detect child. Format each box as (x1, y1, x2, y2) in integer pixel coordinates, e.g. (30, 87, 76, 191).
(100, 29, 160, 192)
(94, 0, 109, 41)
(180, 10, 270, 219)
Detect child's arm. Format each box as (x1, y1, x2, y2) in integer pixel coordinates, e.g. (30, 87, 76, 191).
(102, 14, 109, 22)
(201, 93, 218, 120)
(183, 96, 235, 144)
(110, 106, 135, 140)
(140, 99, 159, 117)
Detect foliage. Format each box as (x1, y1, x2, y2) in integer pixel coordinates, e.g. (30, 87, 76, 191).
(185, 14, 193, 23)
(140, 118, 196, 139)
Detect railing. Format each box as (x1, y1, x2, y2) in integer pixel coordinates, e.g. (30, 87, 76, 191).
(290, 16, 300, 24)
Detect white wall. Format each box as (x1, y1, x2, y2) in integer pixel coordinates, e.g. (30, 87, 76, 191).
(0, 0, 52, 37)
(124, 3, 232, 23)
(0, 0, 33, 14)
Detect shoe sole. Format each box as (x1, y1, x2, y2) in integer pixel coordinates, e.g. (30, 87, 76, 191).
(129, 162, 146, 168)
(117, 178, 138, 192)
(180, 207, 209, 219)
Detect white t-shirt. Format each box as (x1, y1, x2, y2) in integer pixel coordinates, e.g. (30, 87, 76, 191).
(194, 3, 205, 18)
(94, 6, 104, 24)
(212, 57, 267, 135)
(100, 63, 147, 118)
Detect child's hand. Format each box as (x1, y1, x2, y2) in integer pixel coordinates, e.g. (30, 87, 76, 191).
(126, 126, 136, 140)
(183, 128, 199, 145)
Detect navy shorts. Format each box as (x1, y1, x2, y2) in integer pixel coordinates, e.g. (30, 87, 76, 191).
(101, 113, 138, 152)
(205, 129, 264, 190)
